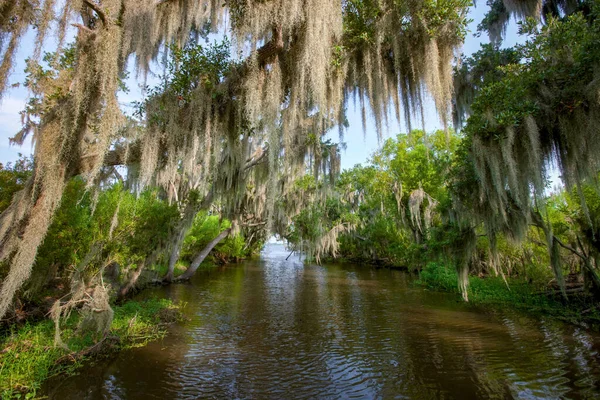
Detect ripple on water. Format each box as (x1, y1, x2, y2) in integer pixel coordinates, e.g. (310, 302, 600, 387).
(45, 244, 600, 399)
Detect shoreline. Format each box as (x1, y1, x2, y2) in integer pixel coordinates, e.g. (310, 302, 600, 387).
(0, 298, 184, 398)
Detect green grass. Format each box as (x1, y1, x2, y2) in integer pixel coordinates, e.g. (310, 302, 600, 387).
(149, 260, 217, 279)
(416, 262, 600, 329)
(0, 298, 183, 398)
(150, 261, 189, 278)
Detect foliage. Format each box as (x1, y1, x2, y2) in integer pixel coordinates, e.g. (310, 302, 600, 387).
(452, 43, 521, 128)
(135, 39, 234, 120)
(181, 213, 249, 265)
(0, 298, 183, 398)
(95, 186, 180, 268)
(286, 117, 600, 309)
(0, 0, 599, 339)
(449, 0, 600, 298)
(477, 0, 584, 44)
(287, 196, 359, 263)
(416, 262, 600, 328)
(27, 179, 94, 291)
(284, 129, 460, 266)
(22, 180, 180, 298)
(0, 152, 252, 312)
(333, 130, 458, 266)
(0, 155, 32, 214)
(0, 0, 475, 320)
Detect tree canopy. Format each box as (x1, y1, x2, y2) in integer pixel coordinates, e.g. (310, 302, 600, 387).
(0, 0, 474, 319)
(1, 0, 600, 320)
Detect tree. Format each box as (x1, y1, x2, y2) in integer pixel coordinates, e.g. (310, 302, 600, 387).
(287, 129, 459, 267)
(0, 0, 473, 318)
(450, 0, 600, 297)
(0, 155, 32, 214)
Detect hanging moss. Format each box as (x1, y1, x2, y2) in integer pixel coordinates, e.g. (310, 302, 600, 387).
(477, 0, 581, 43)
(451, 4, 600, 297)
(0, 0, 472, 318)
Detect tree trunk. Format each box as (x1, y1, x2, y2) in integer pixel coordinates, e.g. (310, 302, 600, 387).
(164, 191, 214, 282)
(164, 209, 195, 282)
(531, 210, 567, 299)
(164, 228, 186, 282)
(117, 250, 159, 301)
(118, 260, 146, 301)
(178, 228, 231, 281)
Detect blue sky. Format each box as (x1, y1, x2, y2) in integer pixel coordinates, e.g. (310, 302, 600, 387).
(332, 5, 522, 170)
(0, 4, 523, 169)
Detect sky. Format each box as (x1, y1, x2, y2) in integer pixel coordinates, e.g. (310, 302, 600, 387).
(0, 4, 523, 170)
(330, 5, 522, 170)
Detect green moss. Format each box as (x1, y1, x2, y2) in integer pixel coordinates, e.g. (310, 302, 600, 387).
(416, 262, 600, 329)
(0, 298, 183, 398)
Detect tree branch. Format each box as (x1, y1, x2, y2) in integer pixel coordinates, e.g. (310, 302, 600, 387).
(257, 25, 284, 67)
(576, 235, 589, 259)
(71, 23, 96, 34)
(82, 0, 107, 26)
(244, 145, 269, 171)
(243, 221, 267, 228)
(553, 235, 586, 261)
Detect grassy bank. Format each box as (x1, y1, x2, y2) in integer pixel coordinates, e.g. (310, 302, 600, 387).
(416, 263, 600, 330)
(0, 298, 183, 398)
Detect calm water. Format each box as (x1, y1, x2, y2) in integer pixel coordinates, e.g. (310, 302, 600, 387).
(46, 244, 600, 399)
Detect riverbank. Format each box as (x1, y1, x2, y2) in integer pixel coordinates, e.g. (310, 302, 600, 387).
(416, 262, 600, 330)
(0, 298, 184, 398)
(41, 249, 600, 398)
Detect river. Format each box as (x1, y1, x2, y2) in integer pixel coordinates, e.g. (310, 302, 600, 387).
(45, 243, 600, 399)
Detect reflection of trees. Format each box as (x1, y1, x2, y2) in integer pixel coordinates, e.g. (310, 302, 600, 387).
(53, 253, 600, 398)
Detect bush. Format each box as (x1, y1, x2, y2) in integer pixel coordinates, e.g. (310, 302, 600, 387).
(416, 262, 600, 329)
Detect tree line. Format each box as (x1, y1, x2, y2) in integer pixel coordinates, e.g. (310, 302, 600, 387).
(0, 0, 599, 342)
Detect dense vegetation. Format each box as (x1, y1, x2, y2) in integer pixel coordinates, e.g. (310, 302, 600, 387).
(287, 0, 600, 304)
(286, 127, 600, 311)
(0, 156, 254, 311)
(1, 298, 183, 398)
(1, 0, 600, 395)
(0, 158, 245, 395)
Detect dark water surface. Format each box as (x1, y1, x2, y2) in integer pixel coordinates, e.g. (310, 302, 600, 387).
(46, 244, 600, 399)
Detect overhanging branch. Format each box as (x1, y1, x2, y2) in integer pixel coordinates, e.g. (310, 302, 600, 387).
(71, 23, 96, 34)
(82, 0, 108, 26)
(244, 145, 269, 171)
(257, 25, 284, 67)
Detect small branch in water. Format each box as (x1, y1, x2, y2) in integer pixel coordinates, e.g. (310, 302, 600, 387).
(286, 251, 294, 261)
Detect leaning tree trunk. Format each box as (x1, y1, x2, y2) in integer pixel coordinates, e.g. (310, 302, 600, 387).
(163, 143, 266, 282)
(118, 261, 145, 301)
(164, 208, 196, 282)
(164, 228, 187, 283)
(164, 190, 214, 282)
(178, 228, 231, 281)
(117, 251, 159, 301)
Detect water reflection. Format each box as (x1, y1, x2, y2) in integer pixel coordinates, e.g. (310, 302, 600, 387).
(46, 244, 600, 399)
